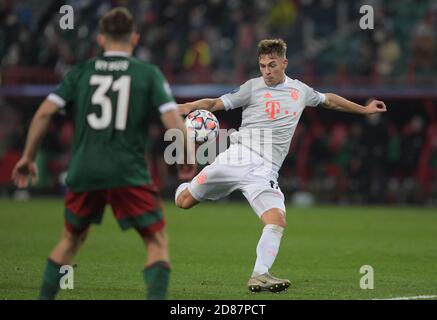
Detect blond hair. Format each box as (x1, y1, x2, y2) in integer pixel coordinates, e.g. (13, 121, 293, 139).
(257, 39, 287, 59)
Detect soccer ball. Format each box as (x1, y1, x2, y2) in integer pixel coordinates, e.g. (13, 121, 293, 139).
(185, 109, 220, 143)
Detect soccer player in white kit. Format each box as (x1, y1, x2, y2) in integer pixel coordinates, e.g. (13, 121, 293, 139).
(175, 39, 387, 293)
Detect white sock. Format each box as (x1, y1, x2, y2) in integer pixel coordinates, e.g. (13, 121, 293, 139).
(252, 224, 284, 277)
(175, 182, 189, 204)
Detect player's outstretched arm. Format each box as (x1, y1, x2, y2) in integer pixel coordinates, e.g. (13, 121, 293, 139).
(160, 109, 186, 131)
(12, 99, 59, 188)
(160, 109, 197, 180)
(178, 98, 225, 115)
(321, 93, 387, 115)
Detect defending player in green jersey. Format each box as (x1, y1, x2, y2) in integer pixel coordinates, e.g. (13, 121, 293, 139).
(51, 52, 175, 192)
(12, 7, 193, 300)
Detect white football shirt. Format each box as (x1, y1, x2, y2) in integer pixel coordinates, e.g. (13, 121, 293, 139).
(220, 76, 325, 171)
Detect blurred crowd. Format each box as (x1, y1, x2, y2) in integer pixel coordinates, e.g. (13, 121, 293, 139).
(1, 0, 437, 85)
(281, 109, 437, 205)
(1, 98, 436, 206)
(1, 0, 437, 205)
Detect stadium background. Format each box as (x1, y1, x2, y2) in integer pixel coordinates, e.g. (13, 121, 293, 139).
(1, 0, 436, 205)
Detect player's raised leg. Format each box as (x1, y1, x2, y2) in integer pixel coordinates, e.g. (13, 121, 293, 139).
(175, 157, 242, 210)
(175, 182, 199, 209)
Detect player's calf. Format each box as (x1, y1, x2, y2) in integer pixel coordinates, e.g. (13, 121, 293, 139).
(49, 227, 89, 265)
(141, 228, 169, 265)
(40, 227, 89, 300)
(141, 229, 171, 300)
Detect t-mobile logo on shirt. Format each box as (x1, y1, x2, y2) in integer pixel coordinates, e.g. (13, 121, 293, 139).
(265, 101, 281, 119)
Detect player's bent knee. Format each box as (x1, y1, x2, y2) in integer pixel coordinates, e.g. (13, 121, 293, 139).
(261, 208, 287, 228)
(175, 194, 186, 209)
(175, 195, 187, 209)
(176, 188, 199, 209)
(178, 198, 194, 209)
(175, 183, 191, 209)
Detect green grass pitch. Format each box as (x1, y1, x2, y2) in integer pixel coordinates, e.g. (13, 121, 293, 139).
(0, 198, 436, 300)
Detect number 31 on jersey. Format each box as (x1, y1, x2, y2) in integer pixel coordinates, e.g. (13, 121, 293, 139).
(88, 75, 131, 131)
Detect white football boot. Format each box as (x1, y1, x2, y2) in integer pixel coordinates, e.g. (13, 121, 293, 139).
(247, 272, 291, 293)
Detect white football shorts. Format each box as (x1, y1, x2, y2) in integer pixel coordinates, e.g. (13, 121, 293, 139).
(188, 143, 285, 217)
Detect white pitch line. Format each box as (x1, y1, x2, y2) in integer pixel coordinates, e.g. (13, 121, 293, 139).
(373, 295, 437, 300)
